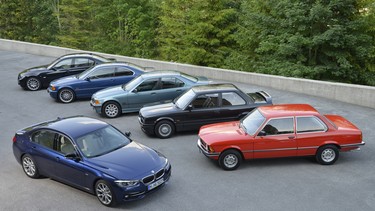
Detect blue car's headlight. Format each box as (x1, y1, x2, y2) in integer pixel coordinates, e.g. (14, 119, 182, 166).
(115, 180, 139, 188)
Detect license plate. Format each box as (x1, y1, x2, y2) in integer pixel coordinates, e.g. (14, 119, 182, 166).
(148, 178, 164, 191)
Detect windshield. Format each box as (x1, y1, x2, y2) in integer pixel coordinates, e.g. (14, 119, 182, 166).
(77, 65, 95, 79)
(240, 109, 266, 135)
(75, 125, 130, 158)
(175, 89, 196, 109)
(123, 75, 143, 90)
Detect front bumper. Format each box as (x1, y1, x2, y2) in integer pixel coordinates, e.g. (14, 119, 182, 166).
(90, 99, 102, 114)
(138, 116, 155, 135)
(117, 164, 172, 202)
(47, 87, 58, 99)
(197, 138, 219, 159)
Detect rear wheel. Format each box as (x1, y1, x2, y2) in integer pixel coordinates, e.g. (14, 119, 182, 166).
(219, 149, 242, 171)
(26, 77, 41, 91)
(102, 102, 121, 118)
(22, 154, 39, 178)
(95, 180, 116, 207)
(155, 120, 175, 139)
(316, 145, 339, 165)
(58, 88, 75, 103)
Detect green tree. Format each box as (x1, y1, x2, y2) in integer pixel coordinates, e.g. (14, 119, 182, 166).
(157, 0, 239, 67)
(231, 0, 374, 85)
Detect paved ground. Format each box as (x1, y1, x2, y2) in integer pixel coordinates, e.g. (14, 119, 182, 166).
(0, 50, 374, 211)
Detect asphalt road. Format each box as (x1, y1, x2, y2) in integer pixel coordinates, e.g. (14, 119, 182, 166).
(0, 50, 374, 211)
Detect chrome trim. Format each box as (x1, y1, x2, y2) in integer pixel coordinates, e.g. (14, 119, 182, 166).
(253, 147, 297, 152)
(197, 139, 219, 157)
(340, 141, 365, 148)
(298, 146, 319, 150)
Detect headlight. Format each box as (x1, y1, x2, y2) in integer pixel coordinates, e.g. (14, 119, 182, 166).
(50, 86, 56, 91)
(165, 159, 171, 170)
(115, 180, 139, 187)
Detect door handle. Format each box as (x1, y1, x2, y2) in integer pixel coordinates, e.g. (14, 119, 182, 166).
(55, 157, 60, 162)
(288, 136, 295, 139)
(176, 89, 182, 92)
(151, 92, 156, 95)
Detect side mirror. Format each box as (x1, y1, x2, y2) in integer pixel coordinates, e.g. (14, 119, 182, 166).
(125, 131, 131, 137)
(85, 77, 91, 82)
(132, 88, 138, 93)
(187, 104, 193, 111)
(258, 130, 267, 137)
(65, 152, 80, 161)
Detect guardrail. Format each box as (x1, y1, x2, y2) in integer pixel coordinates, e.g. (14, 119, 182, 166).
(1, 38, 374, 109)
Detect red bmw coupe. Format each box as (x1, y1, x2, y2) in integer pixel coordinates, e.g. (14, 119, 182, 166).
(197, 104, 365, 170)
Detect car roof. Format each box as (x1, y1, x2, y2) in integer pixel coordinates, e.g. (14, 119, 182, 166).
(258, 104, 320, 118)
(59, 53, 107, 60)
(191, 83, 238, 93)
(140, 70, 183, 78)
(26, 116, 108, 139)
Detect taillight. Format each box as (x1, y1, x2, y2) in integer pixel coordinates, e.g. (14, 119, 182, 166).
(12, 135, 17, 143)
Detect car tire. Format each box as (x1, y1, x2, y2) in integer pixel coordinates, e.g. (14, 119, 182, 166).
(219, 149, 242, 171)
(58, 88, 75, 103)
(155, 120, 175, 139)
(26, 77, 41, 91)
(316, 145, 339, 165)
(102, 101, 121, 118)
(22, 154, 40, 178)
(95, 180, 117, 207)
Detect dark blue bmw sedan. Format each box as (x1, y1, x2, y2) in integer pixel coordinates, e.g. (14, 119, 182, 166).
(12, 116, 171, 207)
(47, 63, 144, 103)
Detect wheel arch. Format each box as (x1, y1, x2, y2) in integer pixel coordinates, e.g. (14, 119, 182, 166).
(219, 147, 244, 161)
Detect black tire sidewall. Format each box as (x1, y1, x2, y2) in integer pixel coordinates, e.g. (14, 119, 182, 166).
(58, 88, 75, 103)
(219, 149, 242, 171)
(102, 101, 121, 118)
(316, 145, 339, 165)
(155, 120, 175, 139)
(95, 180, 117, 207)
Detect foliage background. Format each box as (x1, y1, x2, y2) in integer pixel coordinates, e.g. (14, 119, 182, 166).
(0, 0, 374, 85)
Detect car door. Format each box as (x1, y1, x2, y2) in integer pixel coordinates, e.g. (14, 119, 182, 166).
(295, 116, 329, 156)
(113, 66, 135, 85)
(68, 57, 96, 75)
(78, 66, 116, 98)
(155, 77, 186, 102)
(124, 78, 161, 110)
(52, 134, 88, 190)
(253, 117, 297, 159)
(218, 91, 253, 122)
(182, 93, 220, 131)
(44, 58, 74, 83)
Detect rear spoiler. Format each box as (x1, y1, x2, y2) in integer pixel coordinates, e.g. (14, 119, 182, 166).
(254, 91, 272, 104)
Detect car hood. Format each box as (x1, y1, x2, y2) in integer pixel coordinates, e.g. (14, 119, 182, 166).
(19, 65, 48, 76)
(50, 75, 80, 86)
(92, 85, 126, 99)
(85, 142, 166, 179)
(199, 121, 250, 145)
(140, 102, 179, 117)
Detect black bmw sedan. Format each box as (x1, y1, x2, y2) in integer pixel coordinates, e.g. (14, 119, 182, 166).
(139, 83, 273, 138)
(17, 53, 114, 91)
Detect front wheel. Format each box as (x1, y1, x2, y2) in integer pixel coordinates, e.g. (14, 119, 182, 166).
(58, 88, 75, 103)
(316, 145, 339, 165)
(95, 180, 117, 207)
(219, 149, 242, 171)
(155, 120, 175, 139)
(22, 154, 40, 178)
(26, 77, 41, 91)
(102, 102, 121, 118)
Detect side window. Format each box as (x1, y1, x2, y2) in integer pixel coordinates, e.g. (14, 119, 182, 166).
(56, 134, 75, 155)
(161, 77, 185, 89)
(32, 130, 56, 149)
(222, 92, 246, 106)
(88, 67, 115, 79)
(53, 59, 73, 70)
(115, 67, 134, 76)
(73, 58, 91, 68)
(261, 118, 294, 135)
(297, 116, 327, 133)
(136, 78, 160, 92)
(190, 93, 219, 109)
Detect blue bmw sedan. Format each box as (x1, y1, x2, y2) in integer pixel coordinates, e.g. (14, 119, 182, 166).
(12, 116, 171, 207)
(47, 63, 144, 103)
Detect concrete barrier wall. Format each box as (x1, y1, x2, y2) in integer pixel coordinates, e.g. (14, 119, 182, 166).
(1, 38, 374, 109)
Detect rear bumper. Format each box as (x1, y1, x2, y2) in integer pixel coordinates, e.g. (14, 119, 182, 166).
(340, 141, 365, 151)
